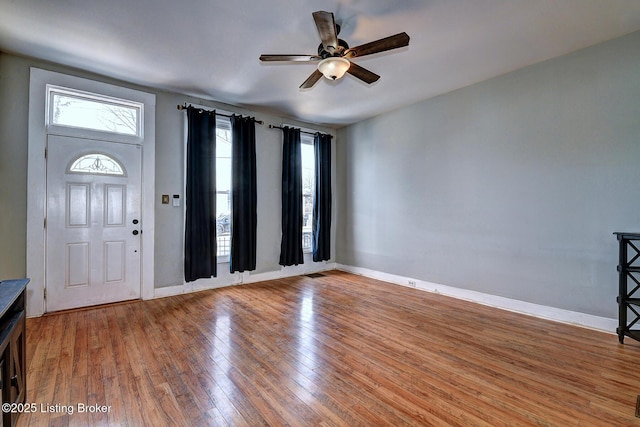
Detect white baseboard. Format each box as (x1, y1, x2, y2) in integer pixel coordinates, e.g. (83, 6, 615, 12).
(336, 264, 617, 334)
(244, 262, 337, 284)
(153, 261, 337, 299)
(153, 275, 240, 298)
(34, 260, 615, 335)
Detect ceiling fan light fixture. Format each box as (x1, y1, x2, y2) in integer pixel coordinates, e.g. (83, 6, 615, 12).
(317, 57, 350, 80)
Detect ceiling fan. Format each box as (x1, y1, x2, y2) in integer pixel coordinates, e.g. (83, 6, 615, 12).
(259, 11, 410, 89)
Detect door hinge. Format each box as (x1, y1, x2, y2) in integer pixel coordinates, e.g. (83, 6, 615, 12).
(44, 147, 47, 159)
(43, 289, 46, 300)
(44, 218, 46, 228)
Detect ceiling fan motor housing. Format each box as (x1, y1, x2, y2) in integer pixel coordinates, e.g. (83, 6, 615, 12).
(317, 38, 350, 58)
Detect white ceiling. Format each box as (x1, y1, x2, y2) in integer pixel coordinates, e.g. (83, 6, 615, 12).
(1, 0, 640, 127)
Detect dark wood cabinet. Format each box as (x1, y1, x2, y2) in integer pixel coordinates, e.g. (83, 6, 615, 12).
(0, 279, 28, 427)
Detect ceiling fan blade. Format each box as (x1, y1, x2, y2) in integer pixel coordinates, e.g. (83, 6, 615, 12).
(346, 62, 380, 84)
(260, 54, 321, 62)
(312, 11, 339, 54)
(300, 69, 323, 89)
(344, 32, 410, 58)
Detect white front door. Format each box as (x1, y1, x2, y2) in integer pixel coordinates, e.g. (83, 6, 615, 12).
(45, 135, 142, 312)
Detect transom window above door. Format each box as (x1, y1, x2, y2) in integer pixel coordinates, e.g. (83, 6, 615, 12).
(46, 85, 143, 138)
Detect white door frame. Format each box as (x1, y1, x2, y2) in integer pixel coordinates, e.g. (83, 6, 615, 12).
(27, 68, 155, 317)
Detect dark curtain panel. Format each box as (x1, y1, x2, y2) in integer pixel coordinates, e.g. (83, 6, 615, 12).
(313, 132, 332, 262)
(230, 115, 257, 273)
(184, 107, 217, 282)
(279, 127, 304, 266)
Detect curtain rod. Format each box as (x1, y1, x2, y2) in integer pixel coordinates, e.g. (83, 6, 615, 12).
(269, 124, 332, 138)
(177, 103, 263, 125)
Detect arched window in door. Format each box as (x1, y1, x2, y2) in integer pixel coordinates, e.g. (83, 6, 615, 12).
(67, 153, 126, 176)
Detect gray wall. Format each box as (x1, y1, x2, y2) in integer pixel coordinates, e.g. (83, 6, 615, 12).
(0, 54, 30, 279)
(0, 52, 335, 288)
(336, 31, 640, 318)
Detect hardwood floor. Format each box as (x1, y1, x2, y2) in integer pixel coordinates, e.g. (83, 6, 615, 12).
(18, 271, 640, 426)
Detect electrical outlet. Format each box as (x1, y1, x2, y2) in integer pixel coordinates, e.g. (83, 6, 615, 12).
(408, 280, 417, 287)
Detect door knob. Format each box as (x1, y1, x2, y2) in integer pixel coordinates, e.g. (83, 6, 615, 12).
(132, 230, 139, 235)
(132, 219, 139, 224)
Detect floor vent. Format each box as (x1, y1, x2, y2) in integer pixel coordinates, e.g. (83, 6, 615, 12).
(636, 395, 640, 418)
(306, 273, 325, 279)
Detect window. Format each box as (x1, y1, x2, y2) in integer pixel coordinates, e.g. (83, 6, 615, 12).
(47, 85, 143, 138)
(301, 134, 315, 253)
(183, 110, 232, 263)
(216, 117, 232, 260)
(68, 153, 125, 176)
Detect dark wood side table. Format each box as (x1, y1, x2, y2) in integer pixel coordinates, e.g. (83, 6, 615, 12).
(0, 279, 28, 426)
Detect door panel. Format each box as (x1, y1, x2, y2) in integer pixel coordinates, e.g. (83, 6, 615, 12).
(46, 135, 141, 312)
(67, 184, 89, 226)
(105, 240, 125, 282)
(105, 185, 125, 226)
(66, 243, 89, 287)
